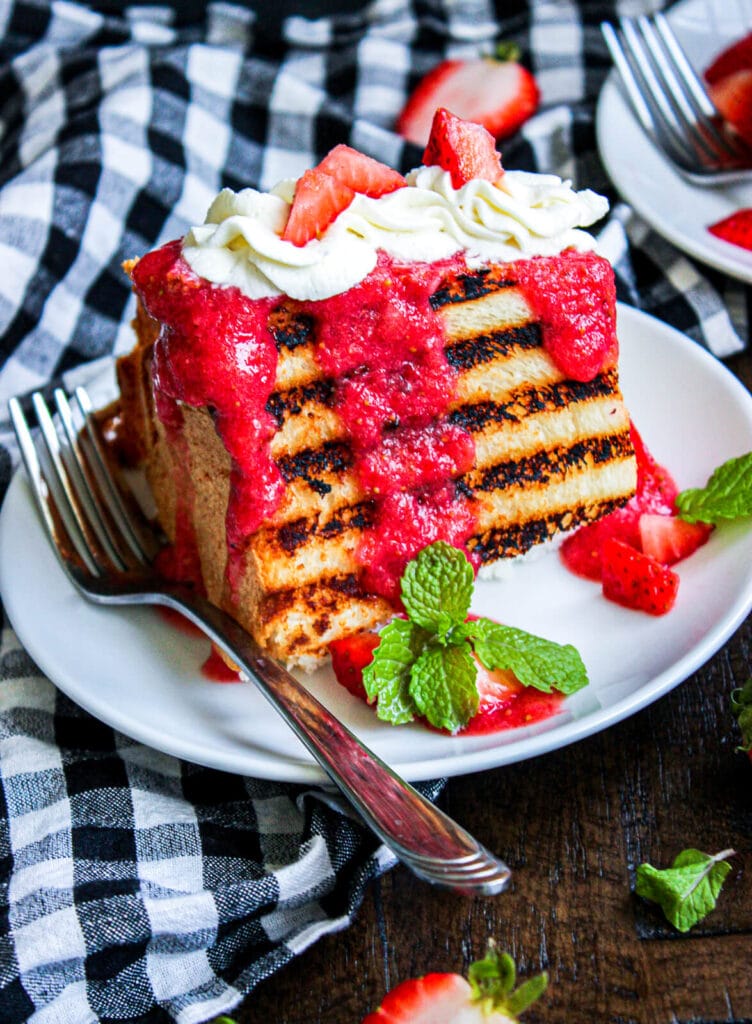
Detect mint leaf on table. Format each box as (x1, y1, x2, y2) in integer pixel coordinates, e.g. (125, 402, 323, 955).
(676, 451, 752, 524)
(362, 618, 429, 725)
(410, 642, 479, 732)
(635, 848, 736, 932)
(400, 540, 474, 639)
(731, 678, 752, 753)
(468, 618, 588, 696)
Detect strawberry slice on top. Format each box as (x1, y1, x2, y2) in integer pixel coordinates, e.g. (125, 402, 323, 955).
(317, 144, 407, 197)
(423, 107, 504, 188)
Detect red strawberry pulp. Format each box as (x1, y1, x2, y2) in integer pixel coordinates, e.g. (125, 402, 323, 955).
(133, 239, 618, 607)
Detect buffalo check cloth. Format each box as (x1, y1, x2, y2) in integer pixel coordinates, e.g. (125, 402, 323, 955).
(0, 0, 749, 1021)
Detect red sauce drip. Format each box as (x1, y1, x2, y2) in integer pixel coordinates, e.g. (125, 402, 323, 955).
(201, 647, 241, 682)
(132, 241, 284, 592)
(512, 250, 618, 382)
(305, 252, 478, 603)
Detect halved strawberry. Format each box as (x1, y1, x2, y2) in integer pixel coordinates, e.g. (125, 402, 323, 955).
(397, 45, 540, 148)
(705, 31, 752, 85)
(708, 68, 752, 147)
(423, 108, 504, 189)
(601, 537, 679, 616)
(316, 144, 406, 197)
(329, 632, 380, 701)
(708, 208, 752, 252)
(638, 513, 712, 566)
(281, 168, 356, 247)
(630, 423, 678, 514)
(362, 944, 546, 1024)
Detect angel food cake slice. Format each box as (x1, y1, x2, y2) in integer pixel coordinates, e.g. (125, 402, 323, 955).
(116, 111, 637, 668)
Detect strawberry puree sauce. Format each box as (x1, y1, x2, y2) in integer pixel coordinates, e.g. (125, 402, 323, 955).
(132, 242, 616, 607)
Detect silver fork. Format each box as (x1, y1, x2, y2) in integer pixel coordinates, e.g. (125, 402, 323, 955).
(9, 385, 512, 897)
(602, 13, 752, 185)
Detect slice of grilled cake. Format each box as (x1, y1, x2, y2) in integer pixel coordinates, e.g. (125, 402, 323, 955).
(116, 251, 636, 669)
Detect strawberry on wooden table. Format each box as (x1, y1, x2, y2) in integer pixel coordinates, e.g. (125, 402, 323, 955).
(361, 943, 547, 1024)
(397, 42, 540, 148)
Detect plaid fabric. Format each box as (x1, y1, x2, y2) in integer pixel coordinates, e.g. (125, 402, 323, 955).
(0, 0, 749, 1021)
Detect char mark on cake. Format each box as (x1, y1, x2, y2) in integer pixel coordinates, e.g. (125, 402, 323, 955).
(465, 432, 633, 493)
(446, 323, 542, 371)
(269, 305, 315, 351)
(449, 371, 620, 432)
(276, 501, 375, 555)
(276, 440, 352, 493)
(266, 378, 335, 426)
(469, 497, 628, 563)
(430, 266, 518, 309)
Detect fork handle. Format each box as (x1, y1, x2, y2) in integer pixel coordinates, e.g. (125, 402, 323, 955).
(161, 586, 511, 895)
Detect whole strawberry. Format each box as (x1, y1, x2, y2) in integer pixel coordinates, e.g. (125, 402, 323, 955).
(362, 943, 547, 1024)
(397, 42, 539, 148)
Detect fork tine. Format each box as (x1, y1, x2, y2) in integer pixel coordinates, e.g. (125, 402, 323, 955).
(9, 395, 101, 578)
(73, 386, 158, 564)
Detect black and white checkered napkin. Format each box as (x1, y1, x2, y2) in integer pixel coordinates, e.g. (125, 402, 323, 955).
(0, 1, 748, 1021)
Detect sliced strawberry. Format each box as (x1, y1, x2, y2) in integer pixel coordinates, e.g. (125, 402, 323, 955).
(708, 208, 752, 252)
(362, 973, 474, 1024)
(316, 144, 406, 197)
(329, 632, 380, 701)
(397, 49, 540, 148)
(281, 168, 356, 247)
(601, 537, 679, 616)
(423, 108, 504, 189)
(638, 513, 712, 566)
(704, 31, 752, 85)
(630, 422, 678, 514)
(708, 68, 752, 147)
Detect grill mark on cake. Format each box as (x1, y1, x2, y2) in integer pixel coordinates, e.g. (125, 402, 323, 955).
(446, 323, 542, 371)
(266, 378, 335, 426)
(430, 267, 518, 309)
(464, 432, 633, 493)
(268, 306, 315, 351)
(469, 497, 628, 563)
(275, 440, 352, 493)
(259, 573, 380, 622)
(276, 500, 375, 554)
(448, 371, 620, 431)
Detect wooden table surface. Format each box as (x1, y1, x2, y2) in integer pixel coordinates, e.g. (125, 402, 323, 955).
(237, 347, 752, 1024)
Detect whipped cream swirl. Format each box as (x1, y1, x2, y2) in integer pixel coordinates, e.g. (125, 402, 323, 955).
(182, 166, 609, 302)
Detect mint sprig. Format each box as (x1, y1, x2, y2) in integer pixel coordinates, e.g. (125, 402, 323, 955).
(676, 451, 752, 524)
(731, 678, 752, 753)
(635, 848, 736, 933)
(364, 541, 589, 732)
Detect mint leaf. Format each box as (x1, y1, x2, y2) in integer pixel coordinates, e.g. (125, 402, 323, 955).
(676, 451, 752, 524)
(468, 943, 548, 1018)
(731, 678, 752, 752)
(635, 848, 735, 932)
(362, 618, 429, 725)
(400, 541, 474, 640)
(469, 618, 588, 695)
(409, 642, 479, 732)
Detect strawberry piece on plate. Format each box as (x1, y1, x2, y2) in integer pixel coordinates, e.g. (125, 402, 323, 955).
(316, 144, 406, 197)
(704, 31, 752, 84)
(282, 168, 356, 246)
(601, 537, 679, 616)
(423, 108, 504, 188)
(708, 208, 752, 252)
(329, 632, 380, 701)
(708, 68, 752, 146)
(397, 46, 540, 148)
(638, 513, 712, 566)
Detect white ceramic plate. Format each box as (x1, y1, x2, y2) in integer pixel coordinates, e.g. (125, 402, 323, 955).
(596, 0, 752, 283)
(2, 304, 752, 783)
